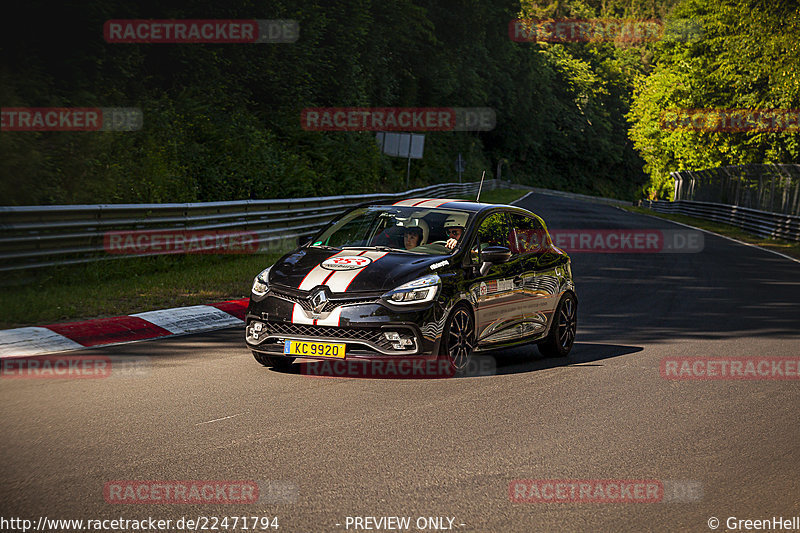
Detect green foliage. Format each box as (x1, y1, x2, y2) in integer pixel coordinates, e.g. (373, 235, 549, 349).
(3, 0, 740, 206)
(627, 0, 800, 199)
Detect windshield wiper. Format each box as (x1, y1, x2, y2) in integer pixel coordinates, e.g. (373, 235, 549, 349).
(310, 244, 340, 251)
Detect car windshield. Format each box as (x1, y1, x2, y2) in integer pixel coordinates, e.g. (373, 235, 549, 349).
(311, 206, 473, 255)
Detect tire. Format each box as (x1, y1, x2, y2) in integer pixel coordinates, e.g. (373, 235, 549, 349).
(252, 351, 295, 370)
(537, 292, 577, 358)
(439, 304, 476, 373)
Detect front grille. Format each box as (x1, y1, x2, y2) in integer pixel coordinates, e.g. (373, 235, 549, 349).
(267, 322, 394, 350)
(271, 289, 378, 313)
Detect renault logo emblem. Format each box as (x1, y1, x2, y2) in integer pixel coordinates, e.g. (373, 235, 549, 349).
(311, 290, 328, 313)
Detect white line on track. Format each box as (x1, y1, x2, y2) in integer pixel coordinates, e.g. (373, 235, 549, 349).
(195, 413, 245, 426)
(616, 206, 800, 265)
(511, 191, 534, 205)
(513, 189, 798, 265)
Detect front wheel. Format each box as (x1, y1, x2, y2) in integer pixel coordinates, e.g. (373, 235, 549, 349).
(252, 351, 295, 370)
(439, 305, 476, 373)
(537, 292, 577, 358)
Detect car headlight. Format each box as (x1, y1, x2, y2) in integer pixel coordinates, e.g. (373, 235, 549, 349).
(251, 266, 272, 297)
(382, 274, 441, 305)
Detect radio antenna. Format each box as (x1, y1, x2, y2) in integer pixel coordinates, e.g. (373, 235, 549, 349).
(476, 170, 486, 202)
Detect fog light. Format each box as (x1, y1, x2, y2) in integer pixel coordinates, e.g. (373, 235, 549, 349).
(385, 331, 414, 350)
(248, 321, 267, 341)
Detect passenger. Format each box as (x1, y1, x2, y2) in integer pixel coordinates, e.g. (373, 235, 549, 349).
(404, 226, 423, 249)
(402, 218, 429, 250)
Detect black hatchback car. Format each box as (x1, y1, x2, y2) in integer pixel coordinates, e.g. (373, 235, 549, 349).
(245, 198, 577, 373)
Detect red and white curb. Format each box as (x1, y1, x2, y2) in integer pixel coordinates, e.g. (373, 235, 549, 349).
(0, 299, 248, 358)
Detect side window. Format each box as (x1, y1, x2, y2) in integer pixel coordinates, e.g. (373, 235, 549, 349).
(470, 212, 511, 263)
(507, 213, 547, 255)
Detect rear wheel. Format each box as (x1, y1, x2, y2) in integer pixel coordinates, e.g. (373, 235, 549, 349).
(439, 305, 476, 373)
(252, 351, 295, 370)
(537, 293, 577, 358)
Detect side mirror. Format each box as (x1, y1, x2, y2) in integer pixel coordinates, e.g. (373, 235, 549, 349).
(479, 245, 512, 276)
(297, 235, 313, 247)
(481, 245, 512, 264)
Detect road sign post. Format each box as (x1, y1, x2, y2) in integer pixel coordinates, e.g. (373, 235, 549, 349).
(455, 153, 465, 183)
(376, 132, 425, 189)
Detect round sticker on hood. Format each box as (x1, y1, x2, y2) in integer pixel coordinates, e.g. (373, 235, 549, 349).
(321, 255, 373, 271)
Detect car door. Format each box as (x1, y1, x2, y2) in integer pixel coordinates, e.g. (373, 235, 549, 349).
(467, 211, 529, 346)
(506, 212, 560, 338)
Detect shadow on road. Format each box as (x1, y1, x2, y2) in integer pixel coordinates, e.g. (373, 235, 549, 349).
(518, 194, 800, 344)
(486, 341, 643, 376)
(265, 342, 642, 380)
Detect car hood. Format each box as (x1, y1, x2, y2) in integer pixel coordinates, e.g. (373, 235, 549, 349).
(269, 247, 452, 294)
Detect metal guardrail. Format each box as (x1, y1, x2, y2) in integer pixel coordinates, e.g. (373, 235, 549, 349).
(671, 164, 800, 216)
(645, 199, 800, 243)
(0, 180, 499, 272)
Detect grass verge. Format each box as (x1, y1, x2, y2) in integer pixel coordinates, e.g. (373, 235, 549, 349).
(622, 206, 800, 261)
(0, 253, 283, 329)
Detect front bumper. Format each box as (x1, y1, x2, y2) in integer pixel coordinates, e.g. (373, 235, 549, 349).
(245, 288, 444, 360)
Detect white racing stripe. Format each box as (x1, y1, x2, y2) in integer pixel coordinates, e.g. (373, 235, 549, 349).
(132, 306, 242, 335)
(316, 307, 343, 327)
(415, 198, 457, 208)
(0, 327, 84, 358)
(299, 250, 386, 293)
(323, 251, 387, 292)
(298, 250, 349, 291)
(393, 198, 457, 208)
(291, 303, 343, 326)
(393, 198, 430, 206)
(292, 303, 313, 325)
(291, 251, 387, 326)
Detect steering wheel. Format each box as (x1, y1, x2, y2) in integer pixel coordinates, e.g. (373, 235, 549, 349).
(371, 229, 392, 246)
(429, 240, 449, 246)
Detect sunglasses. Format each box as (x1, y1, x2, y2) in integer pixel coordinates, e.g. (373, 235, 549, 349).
(446, 228, 462, 236)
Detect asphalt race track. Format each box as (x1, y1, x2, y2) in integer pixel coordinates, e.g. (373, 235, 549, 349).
(2, 193, 799, 532)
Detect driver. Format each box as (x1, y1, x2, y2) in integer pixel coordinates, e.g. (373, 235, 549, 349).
(443, 214, 467, 249)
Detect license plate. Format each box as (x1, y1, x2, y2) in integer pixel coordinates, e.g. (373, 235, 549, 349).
(283, 340, 345, 358)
